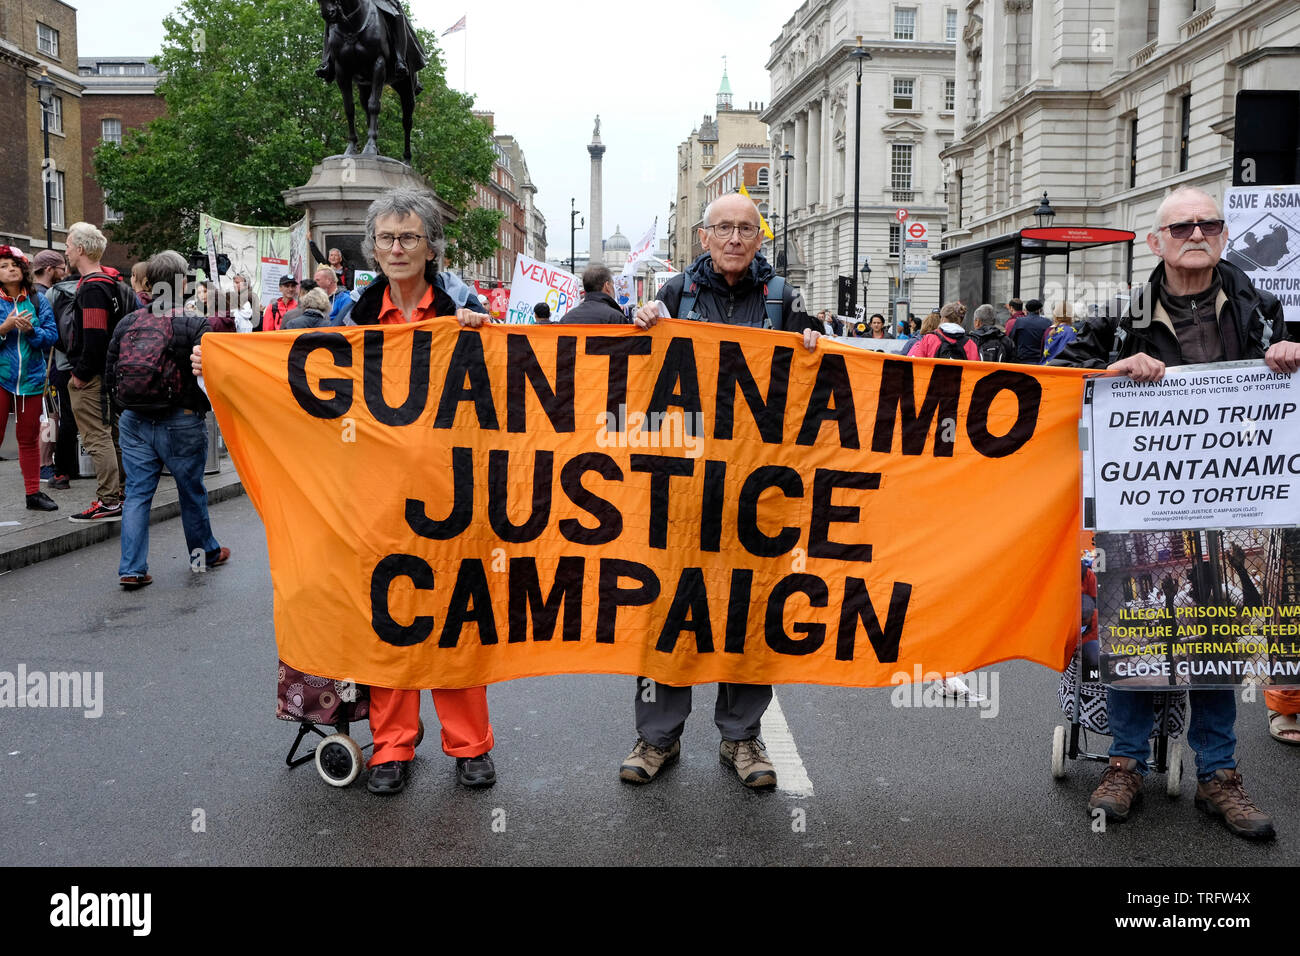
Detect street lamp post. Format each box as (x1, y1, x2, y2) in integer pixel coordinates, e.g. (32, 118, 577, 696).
(848, 37, 872, 315)
(860, 257, 871, 320)
(569, 197, 584, 275)
(768, 213, 781, 267)
(33, 69, 55, 249)
(1032, 191, 1056, 298)
(778, 148, 794, 278)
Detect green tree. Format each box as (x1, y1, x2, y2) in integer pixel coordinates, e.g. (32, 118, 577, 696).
(94, 0, 499, 262)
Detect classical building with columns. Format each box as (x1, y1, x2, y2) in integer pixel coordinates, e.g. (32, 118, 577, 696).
(762, 0, 957, 318)
(939, 0, 1300, 319)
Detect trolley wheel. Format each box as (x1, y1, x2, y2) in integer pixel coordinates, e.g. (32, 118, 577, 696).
(1050, 725, 1067, 779)
(315, 733, 363, 787)
(414, 715, 425, 748)
(1165, 740, 1183, 798)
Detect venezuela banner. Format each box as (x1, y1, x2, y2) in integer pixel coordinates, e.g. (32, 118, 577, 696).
(204, 320, 1091, 690)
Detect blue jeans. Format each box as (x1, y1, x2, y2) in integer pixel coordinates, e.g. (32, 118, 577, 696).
(118, 409, 220, 577)
(1107, 686, 1237, 781)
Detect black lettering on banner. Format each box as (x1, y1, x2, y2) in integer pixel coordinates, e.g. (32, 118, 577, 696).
(714, 341, 791, 443)
(506, 334, 576, 433)
(488, 449, 553, 543)
(362, 328, 430, 426)
(288, 332, 353, 418)
(558, 453, 623, 545)
(700, 459, 727, 552)
(438, 558, 498, 647)
(966, 370, 1041, 457)
(585, 336, 653, 423)
(434, 330, 499, 429)
(629, 454, 696, 549)
(595, 559, 661, 644)
(645, 337, 701, 434)
(872, 361, 962, 457)
(809, 469, 879, 562)
(765, 574, 829, 655)
(371, 553, 435, 646)
(796, 353, 859, 448)
(723, 568, 754, 653)
(656, 567, 715, 653)
(406, 447, 474, 540)
(508, 556, 585, 642)
(737, 465, 803, 557)
(836, 579, 912, 662)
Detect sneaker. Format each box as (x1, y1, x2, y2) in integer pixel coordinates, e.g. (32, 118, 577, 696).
(40, 465, 54, 482)
(455, 751, 497, 788)
(69, 500, 122, 523)
(720, 737, 777, 789)
(619, 738, 680, 784)
(49, 474, 71, 490)
(1195, 769, 1276, 841)
(1088, 756, 1142, 822)
(206, 546, 231, 568)
(940, 675, 986, 702)
(367, 760, 409, 795)
(25, 491, 58, 511)
(119, 574, 153, 591)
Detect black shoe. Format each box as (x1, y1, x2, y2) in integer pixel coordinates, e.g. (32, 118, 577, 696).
(26, 491, 58, 511)
(367, 760, 409, 795)
(456, 751, 496, 788)
(49, 474, 70, 490)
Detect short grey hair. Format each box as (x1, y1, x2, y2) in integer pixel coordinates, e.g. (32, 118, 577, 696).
(972, 304, 997, 327)
(67, 222, 107, 261)
(300, 287, 331, 313)
(362, 187, 446, 269)
(1152, 186, 1223, 237)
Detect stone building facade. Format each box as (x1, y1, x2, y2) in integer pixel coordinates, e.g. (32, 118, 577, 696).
(763, 0, 957, 317)
(940, 0, 1300, 316)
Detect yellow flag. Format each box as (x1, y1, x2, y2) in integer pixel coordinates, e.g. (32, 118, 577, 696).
(739, 183, 775, 240)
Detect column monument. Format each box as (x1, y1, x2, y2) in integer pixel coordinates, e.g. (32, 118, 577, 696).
(587, 116, 605, 266)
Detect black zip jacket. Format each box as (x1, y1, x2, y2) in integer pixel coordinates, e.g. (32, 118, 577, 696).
(656, 252, 811, 331)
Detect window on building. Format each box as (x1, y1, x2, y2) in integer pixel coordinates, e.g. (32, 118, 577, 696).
(47, 95, 63, 135)
(1128, 115, 1139, 188)
(889, 222, 901, 256)
(945, 9, 958, 42)
(46, 171, 65, 230)
(104, 202, 122, 223)
(37, 22, 59, 58)
(943, 78, 956, 112)
(101, 118, 122, 145)
(890, 143, 913, 195)
(892, 78, 915, 110)
(757, 167, 769, 186)
(1178, 93, 1191, 172)
(893, 7, 916, 40)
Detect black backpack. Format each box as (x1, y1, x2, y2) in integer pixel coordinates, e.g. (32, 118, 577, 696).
(976, 331, 1014, 363)
(111, 311, 184, 413)
(933, 330, 976, 361)
(48, 273, 139, 354)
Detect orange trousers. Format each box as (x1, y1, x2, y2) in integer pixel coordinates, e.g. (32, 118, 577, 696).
(1265, 688, 1300, 715)
(368, 686, 493, 766)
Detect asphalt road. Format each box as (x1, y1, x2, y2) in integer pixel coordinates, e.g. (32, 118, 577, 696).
(1, 495, 1298, 866)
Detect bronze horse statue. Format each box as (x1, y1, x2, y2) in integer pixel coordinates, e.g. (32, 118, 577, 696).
(316, 0, 425, 163)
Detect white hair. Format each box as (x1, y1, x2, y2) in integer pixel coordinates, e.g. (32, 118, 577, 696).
(1151, 186, 1223, 237)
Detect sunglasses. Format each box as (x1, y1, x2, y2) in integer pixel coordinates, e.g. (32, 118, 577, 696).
(1158, 219, 1225, 240)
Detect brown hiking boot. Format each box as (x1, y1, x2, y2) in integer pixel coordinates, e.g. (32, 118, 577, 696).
(1195, 769, 1276, 841)
(619, 738, 680, 784)
(719, 737, 777, 789)
(1088, 757, 1142, 821)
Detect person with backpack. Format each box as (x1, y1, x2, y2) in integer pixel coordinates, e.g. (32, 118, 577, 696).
(107, 250, 228, 591)
(909, 301, 979, 360)
(969, 304, 1016, 362)
(0, 246, 60, 511)
(260, 274, 299, 332)
(63, 222, 140, 522)
(1010, 297, 1051, 363)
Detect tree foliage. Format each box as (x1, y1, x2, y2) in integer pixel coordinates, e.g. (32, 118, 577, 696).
(94, 0, 499, 262)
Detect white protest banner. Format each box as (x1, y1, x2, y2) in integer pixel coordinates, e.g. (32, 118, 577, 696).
(621, 223, 658, 277)
(504, 254, 580, 323)
(260, 258, 289, 302)
(1225, 185, 1300, 327)
(612, 273, 634, 310)
(1084, 361, 1300, 531)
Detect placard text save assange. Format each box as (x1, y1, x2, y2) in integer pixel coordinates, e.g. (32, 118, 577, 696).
(204, 320, 1090, 690)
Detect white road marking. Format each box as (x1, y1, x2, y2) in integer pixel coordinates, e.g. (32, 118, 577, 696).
(761, 690, 814, 797)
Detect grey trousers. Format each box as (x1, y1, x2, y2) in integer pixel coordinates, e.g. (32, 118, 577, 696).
(634, 679, 772, 748)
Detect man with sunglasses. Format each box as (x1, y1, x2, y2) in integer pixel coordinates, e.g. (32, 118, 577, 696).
(1053, 185, 1300, 841)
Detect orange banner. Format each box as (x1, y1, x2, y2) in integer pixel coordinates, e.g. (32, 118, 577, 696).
(205, 320, 1091, 690)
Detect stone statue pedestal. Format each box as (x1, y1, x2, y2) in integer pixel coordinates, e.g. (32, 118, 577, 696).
(282, 155, 456, 272)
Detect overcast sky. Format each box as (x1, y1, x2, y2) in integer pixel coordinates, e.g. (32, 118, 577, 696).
(75, 0, 797, 263)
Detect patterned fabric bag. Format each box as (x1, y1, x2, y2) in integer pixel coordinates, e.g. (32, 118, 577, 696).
(276, 660, 370, 725)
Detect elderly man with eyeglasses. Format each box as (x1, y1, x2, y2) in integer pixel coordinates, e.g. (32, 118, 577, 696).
(1052, 185, 1300, 841)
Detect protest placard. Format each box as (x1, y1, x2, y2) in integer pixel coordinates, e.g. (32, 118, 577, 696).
(1225, 185, 1300, 327)
(504, 255, 579, 323)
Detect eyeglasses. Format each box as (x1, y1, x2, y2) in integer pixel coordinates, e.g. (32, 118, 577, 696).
(704, 222, 761, 240)
(374, 232, 426, 251)
(1158, 219, 1225, 240)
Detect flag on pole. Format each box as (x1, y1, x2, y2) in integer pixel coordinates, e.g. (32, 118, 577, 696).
(738, 183, 775, 240)
(620, 222, 659, 276)
(442, 14, 466, 35)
